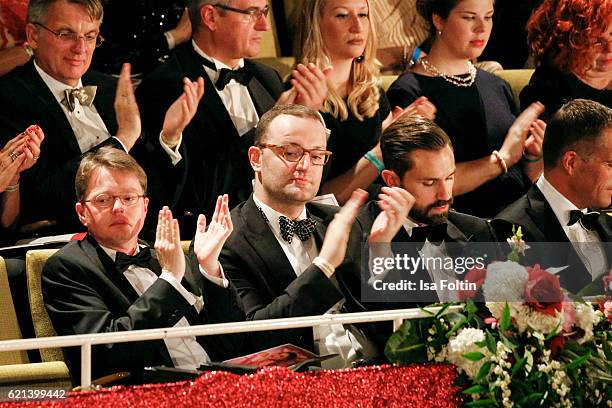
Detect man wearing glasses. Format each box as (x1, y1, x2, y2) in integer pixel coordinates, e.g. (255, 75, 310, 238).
(216, 104, 413, 368)
(42, 146, 247, 384)
(0, 0, 203, 238)
(136, 0, 330, 238)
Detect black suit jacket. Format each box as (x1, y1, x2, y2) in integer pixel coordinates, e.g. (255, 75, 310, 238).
(494, 185, 612, 294)
(136, 44, 284, 237)
(360, 201, 503, 304)
(0, 61, 171, 238)
(0, 61, 120, 232)
(42, 235, 247, 384)
(215, 196, 385, 353)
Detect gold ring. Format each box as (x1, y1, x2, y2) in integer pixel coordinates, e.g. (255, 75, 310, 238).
(9, 151, 18, 162)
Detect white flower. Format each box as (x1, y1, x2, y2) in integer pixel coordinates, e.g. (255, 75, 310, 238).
(445, 328, 490, 379)
(507, 234, 530, 255)
(574, 303, 599, 342)
(482, 261, 529, 302)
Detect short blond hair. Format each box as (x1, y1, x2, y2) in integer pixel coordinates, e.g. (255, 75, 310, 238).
(75, 147, 147, 201)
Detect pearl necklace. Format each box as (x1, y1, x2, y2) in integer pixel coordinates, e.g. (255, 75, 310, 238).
(419, 59, 477, 87)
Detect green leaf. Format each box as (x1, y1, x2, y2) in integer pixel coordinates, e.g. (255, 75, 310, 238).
(518, 393, 544, 405)
(433, 303, 452, 319)
(446, 316, 468, 338)
(463, 385, 486, 394)
(485, 331, 497, 354)
(465, 399, 495, 407)
(500, 303, 511, 331)
(565, 352, 591, 370)
(511, 355, 526, 378)
(474, 340, 487, 348)
(384, 320, 430, 364)
(475, 361, 492, 382)
(462, 352, 485, 362)
(603, 333, 612, 360)
(466, 300, 478, 318)
(545, 323, 561, 340)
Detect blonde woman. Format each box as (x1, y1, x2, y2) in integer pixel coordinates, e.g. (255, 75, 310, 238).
(293, 0, 435, 204)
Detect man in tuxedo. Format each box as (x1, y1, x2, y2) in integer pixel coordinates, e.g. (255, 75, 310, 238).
(495, 99, 612, 294)
(0, 0, 203, 237)
(364, 115, 501, 304)
(216, 104, 412, 367)
(136, 0, 330, 237)
(42, 146, 244, 384)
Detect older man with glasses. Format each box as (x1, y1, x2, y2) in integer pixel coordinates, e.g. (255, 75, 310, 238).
(136, 0, 331, 238)
(0, 0, 203, 239)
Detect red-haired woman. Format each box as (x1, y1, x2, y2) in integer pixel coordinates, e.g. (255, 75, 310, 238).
(521, 0, 611, 120)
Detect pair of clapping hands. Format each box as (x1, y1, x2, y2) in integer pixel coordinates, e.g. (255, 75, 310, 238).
(0, 125, 44, 192)
(154, 187, 414, 282)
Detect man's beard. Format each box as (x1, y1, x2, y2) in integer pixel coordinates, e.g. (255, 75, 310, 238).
(409, 198, 453, 225)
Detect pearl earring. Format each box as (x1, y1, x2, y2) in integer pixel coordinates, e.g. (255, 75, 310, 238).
(437, 29, 443, 36)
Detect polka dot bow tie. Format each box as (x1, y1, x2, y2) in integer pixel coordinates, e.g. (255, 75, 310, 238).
(279, 216, 316, 244)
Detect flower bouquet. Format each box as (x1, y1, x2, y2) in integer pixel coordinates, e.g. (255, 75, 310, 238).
(385, 228, 612, 407)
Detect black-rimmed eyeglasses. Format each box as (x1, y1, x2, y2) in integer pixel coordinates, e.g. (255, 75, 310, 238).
(213, 4, 270, 24)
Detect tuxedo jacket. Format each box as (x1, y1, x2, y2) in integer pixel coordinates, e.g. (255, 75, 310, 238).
(136, 44, 284, 237)
(216, 196, 387, 353)
(360, 201, 503, 305)
(0, 61, 171, 237)
(42, 235, 247, 384)
(494, 185, 612, 294)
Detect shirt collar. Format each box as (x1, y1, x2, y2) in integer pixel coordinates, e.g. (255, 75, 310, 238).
(253, 194, 308, 236)
(536, 174, 585, 227)
(34, 60, 84, 104)
(402, 217, 423, 237)
(191, 40, 245, 83)
(99, 243, 141, 262)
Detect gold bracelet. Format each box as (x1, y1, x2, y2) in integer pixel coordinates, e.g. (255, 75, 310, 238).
(492, 150, 508, 174)
(160, 131, 179, 149)
(5, 181, 19, 193)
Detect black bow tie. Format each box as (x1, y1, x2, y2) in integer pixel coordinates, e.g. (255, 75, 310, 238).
(115, 249, 156, 272)
(567, 210, 600, 231)
(215, 66, 253, 90)
(279, 216, 316, 244)
(409, 223, 448, 243)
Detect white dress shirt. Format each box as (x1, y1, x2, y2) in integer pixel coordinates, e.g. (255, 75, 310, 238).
(100, 244, 228, 370)
(35, 61, 112, 153)
(192, 41, 259, 136)
(537, 175, 607, 280)
(253, 195, 363, 368)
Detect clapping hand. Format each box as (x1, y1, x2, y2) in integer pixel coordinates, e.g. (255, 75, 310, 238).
(382, 96, 437, 131)
(0, 125, 45, 192)
(500, 101, 545, 166)
(368, 186, 415, 244)
(162, 76, 205, 144)
(155, 206, 186, 282)
(318, 189, 368, 271)
(114, 63, 141, 151)
(193, 194, 233, 278)
(524, 119, 546, 160)
(290, 63, 332, 111)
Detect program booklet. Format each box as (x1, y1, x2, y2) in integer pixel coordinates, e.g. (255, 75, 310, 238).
(223, 343, 337, 371)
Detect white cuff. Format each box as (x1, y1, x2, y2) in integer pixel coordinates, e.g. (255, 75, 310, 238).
(199, 263, 229, 288)
(164, 31, 176, 50)
(160, 270, 204, 312)
(159, 131, 183, 165)
(111, 136, 129, 153)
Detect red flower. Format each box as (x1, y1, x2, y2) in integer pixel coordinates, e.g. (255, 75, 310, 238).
(457, 266, 487, 301)
(524, 264, 564, 316)
(603, 271, 612, 293)
(600, 299, 612, 322)
(549, 335, 566, 356)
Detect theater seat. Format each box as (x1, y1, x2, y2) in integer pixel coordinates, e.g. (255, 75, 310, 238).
(0, 256, 30, 365)
(494, 69, 534, 108)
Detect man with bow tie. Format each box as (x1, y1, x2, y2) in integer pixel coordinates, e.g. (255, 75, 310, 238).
(215, 104, 413, 367)
(42, 146, 246, 384)
(136, 0, 330, 238)
(362, 115, 501, 304)
(494, 99, 612, 294)
(0, 0, 204, 238)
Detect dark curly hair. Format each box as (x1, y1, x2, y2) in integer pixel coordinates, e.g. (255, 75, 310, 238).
(527, 0, 612, 75)
(416, 0, 463, 37)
